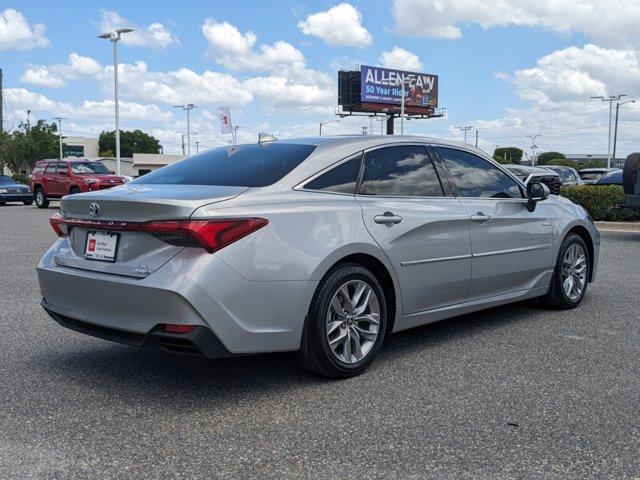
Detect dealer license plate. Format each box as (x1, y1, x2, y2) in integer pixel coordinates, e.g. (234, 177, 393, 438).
(84, 231, 119, 262)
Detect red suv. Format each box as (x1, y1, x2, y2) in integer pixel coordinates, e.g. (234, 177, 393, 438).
(30, 159, 126, 208)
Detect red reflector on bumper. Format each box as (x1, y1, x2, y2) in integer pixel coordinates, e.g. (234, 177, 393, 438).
(164, 324, 196, 334)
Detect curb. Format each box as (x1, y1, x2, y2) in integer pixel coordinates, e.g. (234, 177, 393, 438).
(595, 221, 640, 233)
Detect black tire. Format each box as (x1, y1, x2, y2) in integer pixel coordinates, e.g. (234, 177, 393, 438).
(543, 234, 590, 309)
(69, 187, 81, 195)
(298, 263, 387, 378)
(23, 201, 33, 205)
(35, 188, 50, 208)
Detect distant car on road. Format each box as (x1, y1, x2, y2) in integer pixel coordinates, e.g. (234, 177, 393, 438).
(29, 159, 127, 208)
(542, 165, 584, 186)
(579, 168, 621, 185)
(623, 153, 640, 210)
(502, 164, 562, 194)
(0, 175, 33, 206)
(594, 170, 623, 186)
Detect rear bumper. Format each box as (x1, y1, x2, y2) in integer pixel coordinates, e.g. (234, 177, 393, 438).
(43, 304, 235, 358)
(37, 240, 317, 354)
(625, 194, 640, 210)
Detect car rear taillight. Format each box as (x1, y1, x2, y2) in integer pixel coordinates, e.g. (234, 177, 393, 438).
(163, 324, 196, 334)
(49, 213, 268, 253)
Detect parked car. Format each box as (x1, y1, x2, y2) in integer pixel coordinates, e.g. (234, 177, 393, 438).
(38, 136, 599, 378)
(29, 159, 127, 208)
(623, 153, 640, 210)
(578, 168, 621, 184)
(594, 170, 623, 186)
(502, 164, 563, 194)
(0, 175, 33, 205)
(541, 165, 584, 186)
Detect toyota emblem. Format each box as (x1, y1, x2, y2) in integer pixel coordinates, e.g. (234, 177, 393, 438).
(89, 203, 100, 217)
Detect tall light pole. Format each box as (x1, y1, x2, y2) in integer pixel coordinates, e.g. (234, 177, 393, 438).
(591, 94, 625, 168)
(174, 104, 196, 155)
(195, 141, 200, 154)
(233, 125, 240, 144)
(613, 99, 636, 161)
(53, 117, 67, 159)
(456, 125, 474, 143)
(527, 134, 541, 165)
(319, 120, 339, 135)
(98, 28, 133, 176)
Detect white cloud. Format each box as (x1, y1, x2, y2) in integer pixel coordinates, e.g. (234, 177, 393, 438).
(508, 44, 640, 110)
(202, 19, 305, 71)
(96, 10, 178, 49)
(379, 47, 423, 71)
(0, 8, 49, 50)
(392, 0, 640, 47)
(245, 74, 335, 112)
(298, 3, 372, 47)
(78, 99, 172, 122)
(21, 53, 103, 88)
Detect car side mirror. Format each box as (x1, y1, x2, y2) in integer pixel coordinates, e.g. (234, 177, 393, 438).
(110, 170, 115, 174)
(58, 169, 68, 176)
(526, 180, 549, 212)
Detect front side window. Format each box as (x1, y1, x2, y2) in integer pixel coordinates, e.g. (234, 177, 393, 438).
(438, 147, 523, 198)
(304, 156, 361, 194)
(134, 143, 316, 187)
(359, 146, 444, 197)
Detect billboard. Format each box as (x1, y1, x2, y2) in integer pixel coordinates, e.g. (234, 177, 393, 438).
(360, 65, 438, 109)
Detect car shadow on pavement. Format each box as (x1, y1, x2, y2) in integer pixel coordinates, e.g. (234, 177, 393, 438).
(35, 300, 546, 403)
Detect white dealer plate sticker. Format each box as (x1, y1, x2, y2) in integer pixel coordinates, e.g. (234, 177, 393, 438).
(84, 231, 119, 262)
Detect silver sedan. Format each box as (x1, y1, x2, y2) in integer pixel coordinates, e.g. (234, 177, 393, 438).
(38, 135, 600, 378)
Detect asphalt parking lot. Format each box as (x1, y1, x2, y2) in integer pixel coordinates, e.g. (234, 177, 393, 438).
(1, 203, 639, 479)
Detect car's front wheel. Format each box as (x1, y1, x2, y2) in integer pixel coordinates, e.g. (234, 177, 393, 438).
(35, 188, 50, 208)
(544, 233, 589, 309)
(298, 263, 387, 378)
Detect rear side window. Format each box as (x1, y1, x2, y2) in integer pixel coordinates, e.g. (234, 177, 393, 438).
(32, 163, 46, 174)
(133, 143, 316, 187)
(44, 163, 58, 174)
(438, 147, 522, 198)
(304, 156, 361, 194)
(360, 146, 444, 197)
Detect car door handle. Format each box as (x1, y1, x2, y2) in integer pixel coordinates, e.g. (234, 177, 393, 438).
(374, 212, 404, 225)
(470, 212, 492, 223)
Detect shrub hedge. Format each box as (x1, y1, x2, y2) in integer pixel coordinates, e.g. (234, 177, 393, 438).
(11, 173, 29, 184)
(560, 185, 640, 222)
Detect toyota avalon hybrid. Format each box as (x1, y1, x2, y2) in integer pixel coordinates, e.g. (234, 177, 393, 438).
(38, 136, 600, 378)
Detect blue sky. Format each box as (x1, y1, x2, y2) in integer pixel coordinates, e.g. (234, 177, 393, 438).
(2, 1, 640, 156)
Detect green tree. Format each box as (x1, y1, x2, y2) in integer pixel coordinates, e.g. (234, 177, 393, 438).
(578, 159, 606, 170)
(4, 120, 59, 173)
(545, 158, 581, 170)
(537, 151, 566, 165)
(99, 129, 162, 158)
(493, 147, 523, 164)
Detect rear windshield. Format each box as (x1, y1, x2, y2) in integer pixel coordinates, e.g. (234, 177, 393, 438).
(579, 172, 604, 180)
(133, 143, 316, 187)
(71, 162, 110, 174)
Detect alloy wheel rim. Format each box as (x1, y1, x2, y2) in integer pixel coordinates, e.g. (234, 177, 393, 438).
(562, 243, 587, 301)
(36, 191, 43, 204)
(326, 280, 380, 364)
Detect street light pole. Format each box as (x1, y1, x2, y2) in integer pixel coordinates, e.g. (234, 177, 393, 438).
(612, 99, 636, 160)
(319, 120, 339, 135)
(53, 117, 67, 159)
(98, 28, 133, 176)
(591, 94, 625, 168)
(456, 125, 474, 143)
(527, 134, 541, 165)
(174, 104, 196, 155)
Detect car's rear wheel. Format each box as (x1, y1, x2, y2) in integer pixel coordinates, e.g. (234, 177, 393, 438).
(69, 187, 80, 195)
(35, 188, 50, 208)
(544, 233, 589, 309)
(298, 263, 387, 378)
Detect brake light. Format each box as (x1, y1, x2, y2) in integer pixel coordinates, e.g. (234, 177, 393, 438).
(48, 214, 268, 253)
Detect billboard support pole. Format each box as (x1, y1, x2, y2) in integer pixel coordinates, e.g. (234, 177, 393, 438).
(386, 115, 394, 135)
(400, 82, 405, 135)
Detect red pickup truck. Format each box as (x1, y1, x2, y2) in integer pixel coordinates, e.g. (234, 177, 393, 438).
(29, 159, 126, 208)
